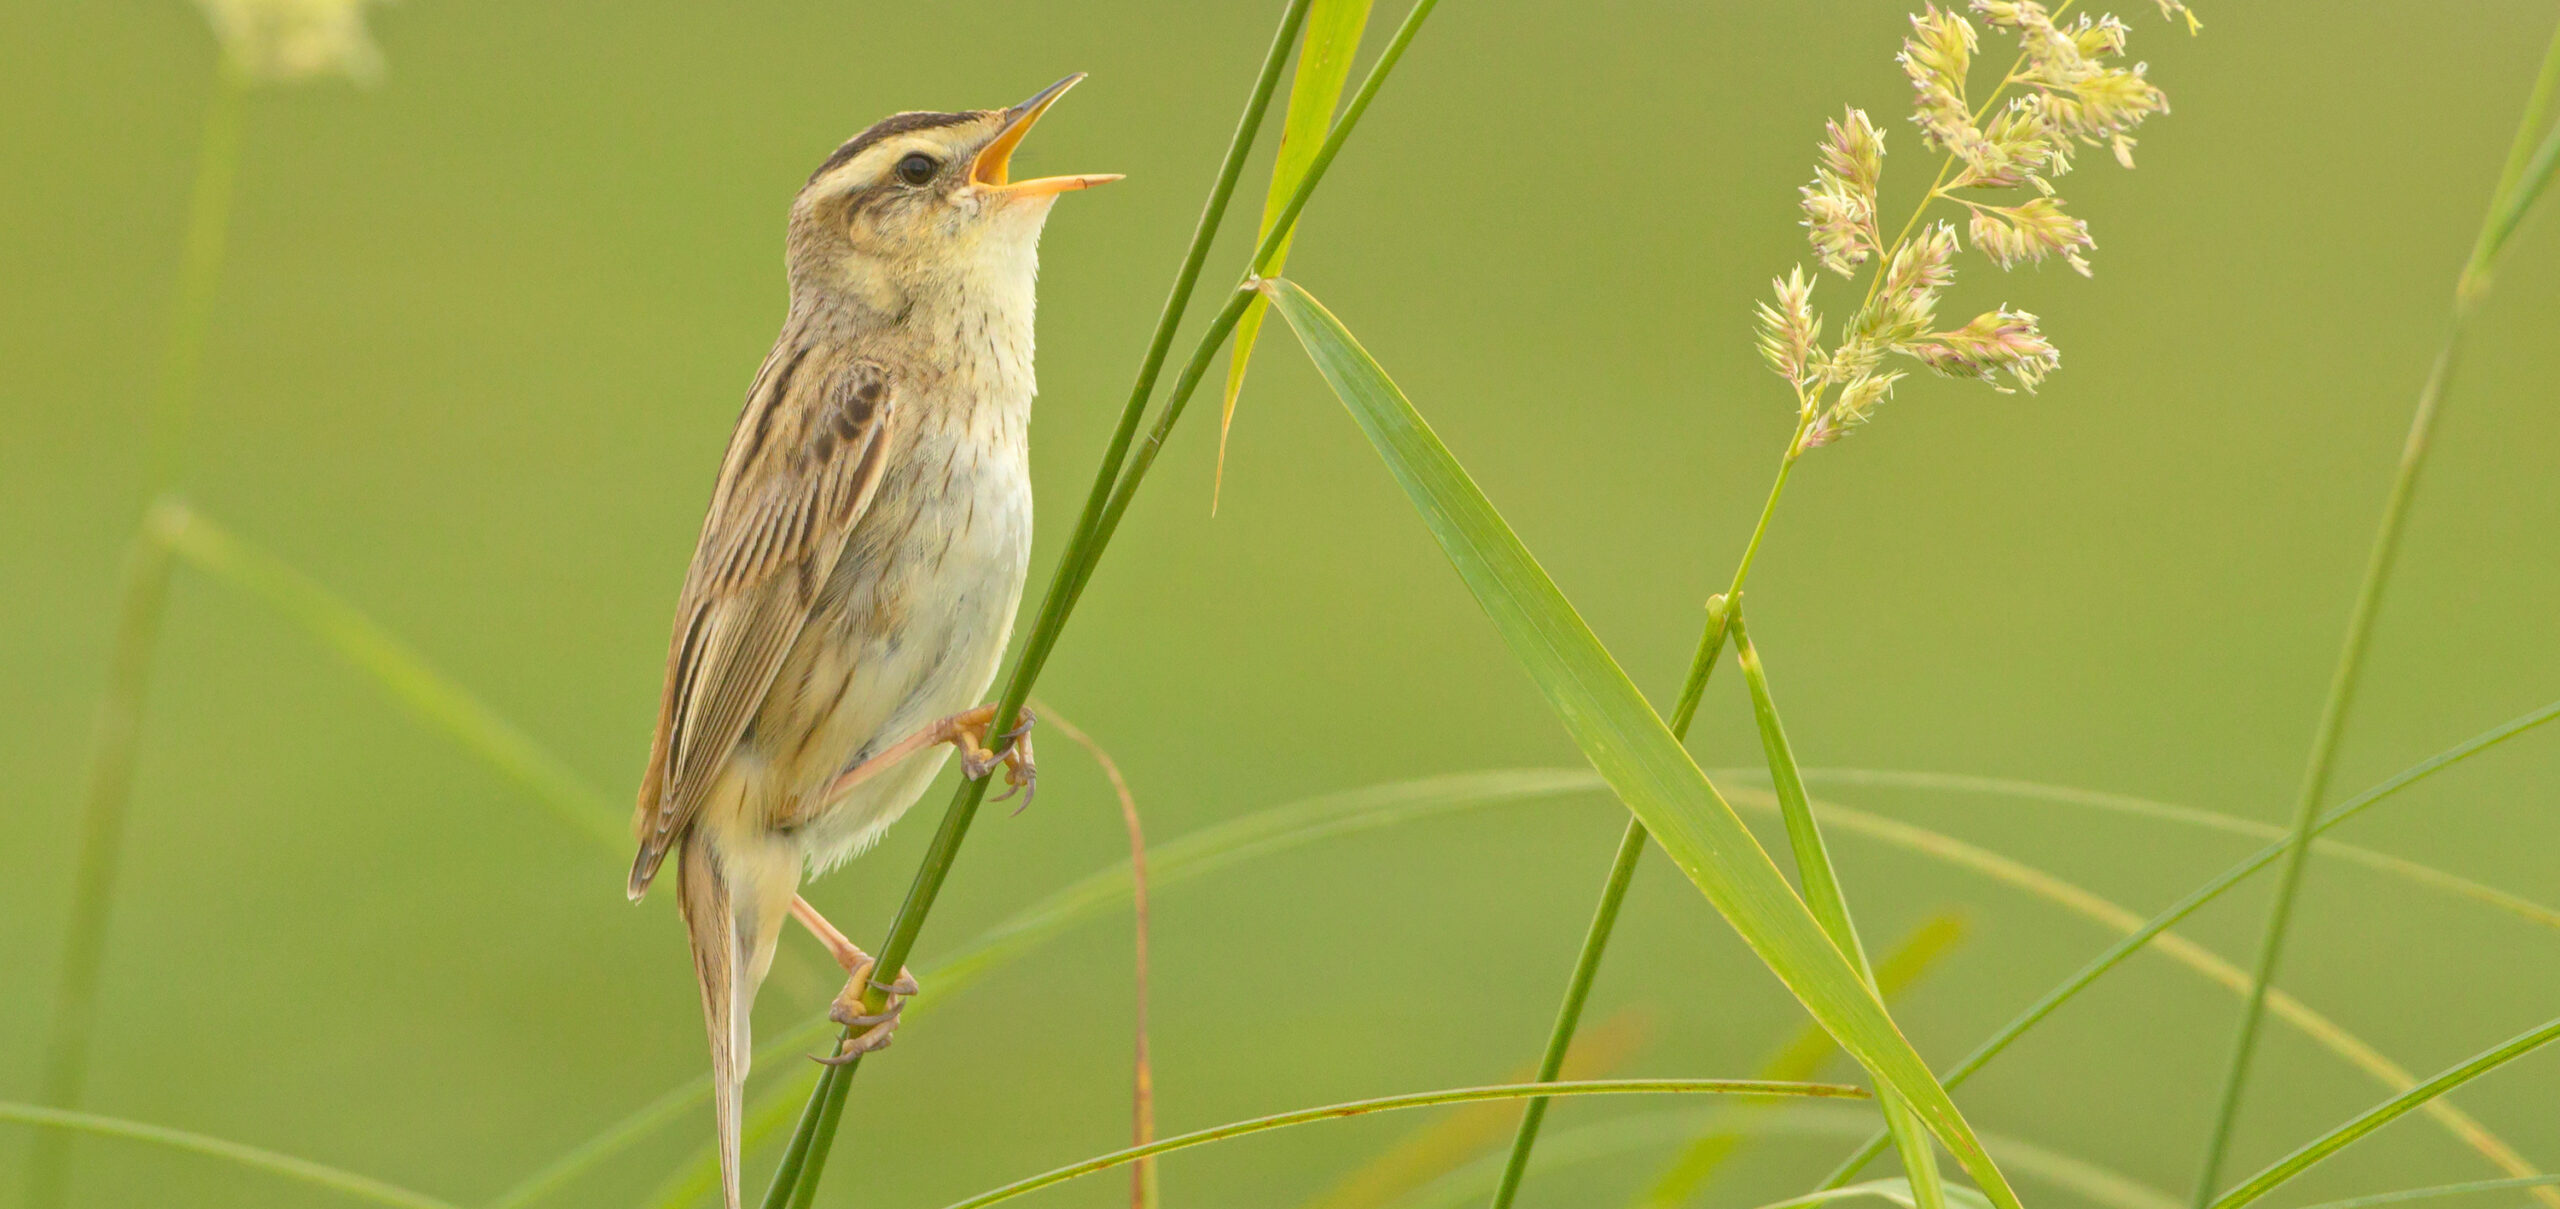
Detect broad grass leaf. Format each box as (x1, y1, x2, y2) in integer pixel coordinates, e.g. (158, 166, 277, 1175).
(1256, 275, 2021, 1209)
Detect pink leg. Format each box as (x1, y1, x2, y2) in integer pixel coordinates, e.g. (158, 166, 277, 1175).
(788, 896, 920, 1061)
(814, 703, 1037, 809)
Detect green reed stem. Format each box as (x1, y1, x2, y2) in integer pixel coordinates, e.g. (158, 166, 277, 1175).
(2190, 19, 2560, 1200)
(944, 1080, 1871, 1209)
(27, 66, 250, 1209)
(1483, 810, 1650, 1208)
(1819, 697, 2560, 1192)
(758, 2, 1338, 1202)
(1490, 411, 1813, 1209)
(1071, 0, 1447, 616)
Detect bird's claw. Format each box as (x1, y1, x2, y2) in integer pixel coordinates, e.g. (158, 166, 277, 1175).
(960, 709, 1037, 810)
(817, 958, 919, 1062)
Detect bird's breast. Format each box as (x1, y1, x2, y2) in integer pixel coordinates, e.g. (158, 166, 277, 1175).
(752, 408, 1033, 869)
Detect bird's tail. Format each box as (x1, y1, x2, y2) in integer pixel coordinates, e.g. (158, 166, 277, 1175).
(677, 826, 796, 1209)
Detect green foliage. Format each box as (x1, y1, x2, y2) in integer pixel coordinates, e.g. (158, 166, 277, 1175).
(1259, 274, 2021, 1209)
(2208, 1016, 2560, 1209)
(16, 4, 2560, 1209)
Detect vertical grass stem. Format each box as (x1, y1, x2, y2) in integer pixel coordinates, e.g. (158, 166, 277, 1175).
(2190, 18, 2560, 1197)
(27, 68, 250, 1209)
(1491, 413, 1812, 1209)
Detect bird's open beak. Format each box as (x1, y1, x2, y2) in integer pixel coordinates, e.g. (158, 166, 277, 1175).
(973, 73, 1123, 199)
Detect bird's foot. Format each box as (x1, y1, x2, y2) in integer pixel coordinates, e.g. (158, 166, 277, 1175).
(817, 958, 921, 1063)
(958, 708, 1037, 808)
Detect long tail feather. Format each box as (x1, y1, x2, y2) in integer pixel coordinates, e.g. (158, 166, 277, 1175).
(673, 829, 760, 1209)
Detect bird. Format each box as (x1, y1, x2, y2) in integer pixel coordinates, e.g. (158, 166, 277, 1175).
(625, 75, 1117, 1209)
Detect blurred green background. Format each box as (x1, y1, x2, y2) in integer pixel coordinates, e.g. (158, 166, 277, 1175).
(5, 1, 2557, 1206)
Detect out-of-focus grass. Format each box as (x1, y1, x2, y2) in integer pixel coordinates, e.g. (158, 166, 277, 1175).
(7, 2, 2560, 1207)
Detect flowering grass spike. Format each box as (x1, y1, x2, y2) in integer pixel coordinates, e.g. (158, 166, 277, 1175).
(1765, 0, 2192, 446)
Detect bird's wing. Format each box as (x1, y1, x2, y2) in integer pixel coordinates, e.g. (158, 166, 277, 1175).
(627, 348, 898, 898)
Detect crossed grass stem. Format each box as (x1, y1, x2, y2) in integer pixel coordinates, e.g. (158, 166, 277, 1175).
(757, 1, 1444, 1203)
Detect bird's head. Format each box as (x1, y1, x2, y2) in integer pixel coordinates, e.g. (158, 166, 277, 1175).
(785, 74, 1119, 310)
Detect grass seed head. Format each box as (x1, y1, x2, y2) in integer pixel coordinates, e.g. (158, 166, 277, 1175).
(1803, 109, 1888, 275)
(1904, 308, 2061, 392)
(1756, 267, 1825, 387)
(194, 0, 386, 85)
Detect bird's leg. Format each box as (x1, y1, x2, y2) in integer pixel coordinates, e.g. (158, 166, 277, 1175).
(789, 896, 919, 1062)
(815, 703, 1037, 809)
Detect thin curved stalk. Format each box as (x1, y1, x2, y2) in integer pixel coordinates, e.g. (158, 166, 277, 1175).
(1780, 767, 2560, 933)
(2291, 1175, 2560, 1209)
(29, 66, 251, 1209)
(501, 772, 1603, 1209)
(558, 709, 2546, 1209)
(940, 1081, 1870, 1209)
(2193, 18, 2560, 1200)
(1033, 703, 1159, 1209)
(1819, 699, 2560, 1200)
(2206, 1015, 2560, 1209)
(1766, 788, 2549, 1192)
(506, 696, 2548, 1208)
(1410, 1104, 2177, 1209)
(0, 1101, 460, 1209)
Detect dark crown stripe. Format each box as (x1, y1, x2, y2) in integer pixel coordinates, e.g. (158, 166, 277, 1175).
(807, 110, 979, 186)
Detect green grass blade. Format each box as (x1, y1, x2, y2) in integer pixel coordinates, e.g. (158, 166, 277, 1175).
(1819, 699, 2560, 1197)
(2206, 1015, 2560, 1209)
(938, 1081, 1869, 1209)
(157, 504, 623, 848)
(1258, 275, 2020, 1209)
(1773, 782, 2555, 1199)
(1299, 1008, 1651, 1209)
(0, 1101, 460, 1209)
(2462, 14, 2560, 294)
(2291, 1176, 2560, 1209)
(1783, 768, 2560, 933)
(1638, 914, 1968, 1209)
(566, 753, 2549, 1208)
(1412, 1104, 2178, 1209)
(2202, 17, 2560, 1196)
(1732, 615, 1945, 1209)
(1754, 1180, 1994, 1209)
(1216, 0, 1373, 504)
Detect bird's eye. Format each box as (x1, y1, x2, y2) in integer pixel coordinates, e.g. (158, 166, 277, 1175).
(894, 153, 940, 186)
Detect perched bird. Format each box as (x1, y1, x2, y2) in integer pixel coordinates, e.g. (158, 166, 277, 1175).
(626, 75, 1117, 1209)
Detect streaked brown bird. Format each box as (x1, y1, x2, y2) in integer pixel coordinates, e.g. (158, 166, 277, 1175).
(625, 75, 1116, 1209)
